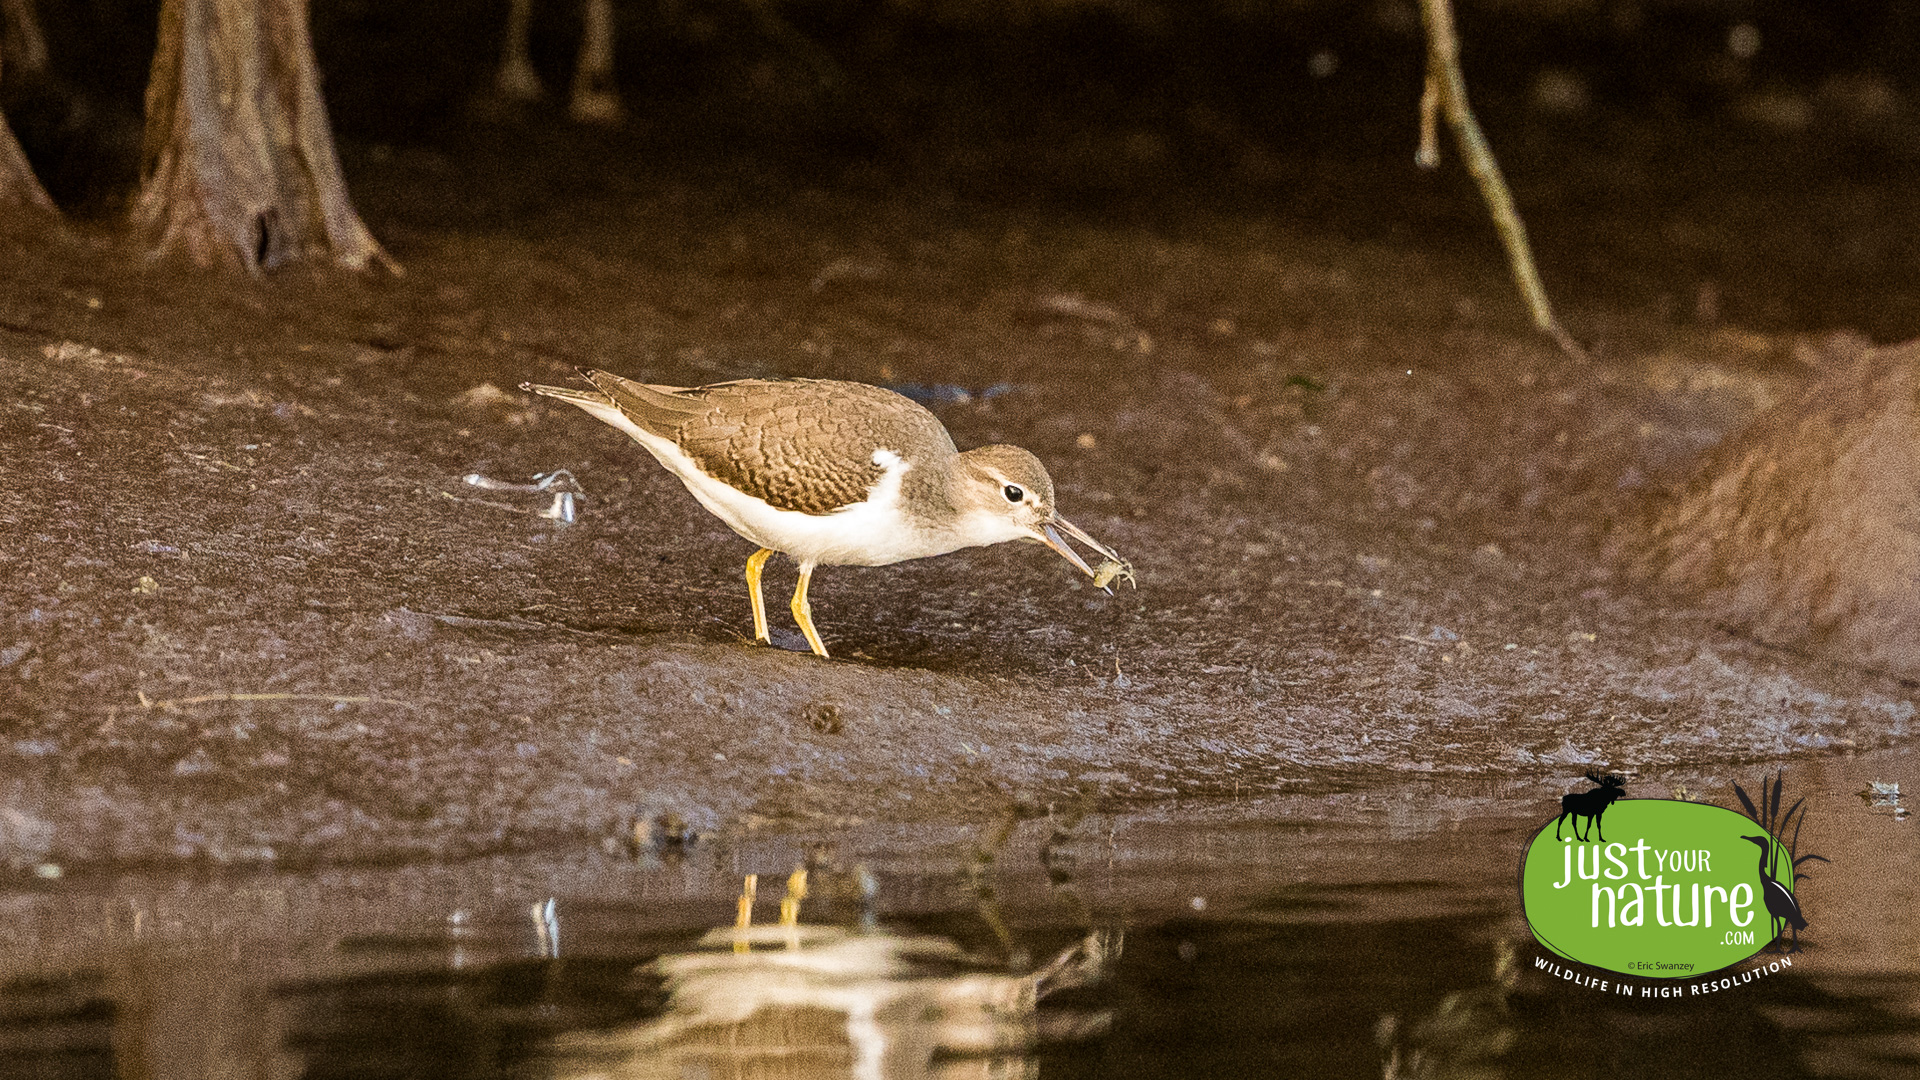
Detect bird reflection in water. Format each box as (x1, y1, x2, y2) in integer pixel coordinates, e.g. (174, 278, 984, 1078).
(1375, 939, 1520, 1080)
(547, 868, 1117, 1079)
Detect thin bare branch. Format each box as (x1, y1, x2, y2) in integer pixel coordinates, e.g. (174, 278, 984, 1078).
(1417, 0, 1584, 361)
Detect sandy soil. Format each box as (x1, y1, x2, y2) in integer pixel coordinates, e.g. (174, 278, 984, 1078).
(2, 43, 1918, 869)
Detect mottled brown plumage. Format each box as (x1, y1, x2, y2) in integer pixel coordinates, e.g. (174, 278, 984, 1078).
(587, 373, 956, 516)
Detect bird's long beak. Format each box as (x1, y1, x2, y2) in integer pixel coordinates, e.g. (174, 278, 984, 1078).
(1039, 514, 1124, 592)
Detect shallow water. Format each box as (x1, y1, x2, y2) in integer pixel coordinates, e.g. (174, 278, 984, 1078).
(3, 749, 1916, 1079)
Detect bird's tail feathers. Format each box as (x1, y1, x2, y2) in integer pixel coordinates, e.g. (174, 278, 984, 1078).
(520, 381, 613, 407)
(584, 370, 711, 433)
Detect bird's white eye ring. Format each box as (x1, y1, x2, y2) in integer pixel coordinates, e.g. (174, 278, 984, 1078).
(1003, 484, 1024, 503)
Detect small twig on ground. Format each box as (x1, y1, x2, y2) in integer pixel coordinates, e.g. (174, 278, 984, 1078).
(1417, 0, 1586, 362)
(134, 690, 413, 712)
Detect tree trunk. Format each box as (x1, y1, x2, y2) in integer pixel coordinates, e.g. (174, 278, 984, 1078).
(494, 0, 544, 101)
(131, 0, 395, 273)
(0, 0, 50, 82)
(0, 107, 53, 211)
(0, 43, 55, 213)
(568, 0, 623, 125)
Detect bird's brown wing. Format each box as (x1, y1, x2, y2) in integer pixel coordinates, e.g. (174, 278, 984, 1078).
(590, 374, 956, 515)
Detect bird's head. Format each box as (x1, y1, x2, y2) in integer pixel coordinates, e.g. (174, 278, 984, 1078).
(953, 445, 1124, 589)
(1741, 835, 1772, 850)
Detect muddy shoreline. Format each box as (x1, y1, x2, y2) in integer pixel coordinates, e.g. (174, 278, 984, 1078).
(5, 43, 1920, 869)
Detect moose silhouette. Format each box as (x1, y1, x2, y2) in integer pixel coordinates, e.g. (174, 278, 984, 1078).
(1554, 772, 1627, 843)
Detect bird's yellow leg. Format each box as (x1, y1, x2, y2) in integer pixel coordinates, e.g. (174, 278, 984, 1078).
(745, 548, 773, 645)
(734, 873, 758, 953)
(779, 866, 809, 929)
(790, 562, 829, 658)
(736, 873, 758, 928)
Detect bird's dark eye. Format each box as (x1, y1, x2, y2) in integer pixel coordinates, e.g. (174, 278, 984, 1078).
(1003, 484, 1024, 503)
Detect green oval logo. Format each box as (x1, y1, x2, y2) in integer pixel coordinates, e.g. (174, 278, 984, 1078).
(1521, 799, 1798, 978)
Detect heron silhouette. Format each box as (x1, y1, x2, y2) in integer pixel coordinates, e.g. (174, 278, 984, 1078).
(1741, 834, 1808, 952)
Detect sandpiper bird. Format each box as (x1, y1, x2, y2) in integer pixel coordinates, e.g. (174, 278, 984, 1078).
(520, 371, 1127, 657)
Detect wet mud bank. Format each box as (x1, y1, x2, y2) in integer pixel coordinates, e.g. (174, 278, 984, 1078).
(3, 72, 1920, 867)
(2, 194, 1915, 871)
(1628, 336, 1920, 682)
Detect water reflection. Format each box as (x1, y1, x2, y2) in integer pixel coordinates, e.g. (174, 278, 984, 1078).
(546, 924, 1114, 1079)
(5, 758, 1920, 1079)
(1375, 942, 1519, 1080)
